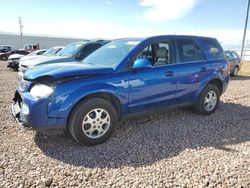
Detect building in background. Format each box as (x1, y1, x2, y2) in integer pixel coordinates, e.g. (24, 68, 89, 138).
(0, 32, 89, 50)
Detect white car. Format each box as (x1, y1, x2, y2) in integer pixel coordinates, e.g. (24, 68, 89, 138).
(7, 49, 46, 71)
(19, 46, 63, 66)
(20, 49, 47, 61)
(18, 46, 63, 79)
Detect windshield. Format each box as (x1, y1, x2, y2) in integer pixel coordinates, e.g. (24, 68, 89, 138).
(43, 47, 61, 56)
(82, 39, 141, 68)
(56, 43, 83, 57)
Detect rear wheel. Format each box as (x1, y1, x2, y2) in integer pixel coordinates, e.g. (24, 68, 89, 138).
(68, 98, 118, 146)
(231, 66, 239, 77)
(194, 84, 220, 115)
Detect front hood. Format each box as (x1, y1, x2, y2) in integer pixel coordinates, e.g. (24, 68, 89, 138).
(24, 63, 114, 80)
(21, 55, 65, 66)
(9, 54, 24, 60)
(20, 55, 41, 61)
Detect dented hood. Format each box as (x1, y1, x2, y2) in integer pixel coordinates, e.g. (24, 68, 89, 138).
(24, 63, 114, 80)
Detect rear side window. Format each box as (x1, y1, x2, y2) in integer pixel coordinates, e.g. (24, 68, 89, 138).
(225, 51, 233, 59)
(176, 39, 205, 63)
(203, 38, 224, 59)
(232, 52, 240, 60)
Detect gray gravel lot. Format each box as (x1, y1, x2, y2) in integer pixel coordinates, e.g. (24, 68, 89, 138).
(0, 61, 250, 187)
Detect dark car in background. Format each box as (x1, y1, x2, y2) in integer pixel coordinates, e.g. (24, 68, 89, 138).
(0, 49, 29, 61)
(18, 40, 110, 79)
(0, 45, 12, 53)
(225, 50, 242, 77)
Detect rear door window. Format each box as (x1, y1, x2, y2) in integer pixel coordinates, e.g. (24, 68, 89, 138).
(203, 38, 224, 59)
(225, 51, 233, 59)
(232, 52, 240, 60)
(176, 39, 205, 63)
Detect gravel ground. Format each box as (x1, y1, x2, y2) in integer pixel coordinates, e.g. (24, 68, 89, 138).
(0, 61, 250, 187)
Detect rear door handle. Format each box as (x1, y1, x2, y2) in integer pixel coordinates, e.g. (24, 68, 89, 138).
(200, 67, 207, 72)
(165, 71, 174, 77)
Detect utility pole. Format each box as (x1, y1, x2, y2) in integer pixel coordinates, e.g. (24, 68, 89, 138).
(19, 17, 24, 48)
(240, 0, 250, 61)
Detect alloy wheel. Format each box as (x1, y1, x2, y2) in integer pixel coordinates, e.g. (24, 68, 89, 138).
(82, 108, 110, 139)
(204, 91, 217, 112)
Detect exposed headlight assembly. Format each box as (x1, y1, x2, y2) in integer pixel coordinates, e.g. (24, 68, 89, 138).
(30, 84, 54, 98)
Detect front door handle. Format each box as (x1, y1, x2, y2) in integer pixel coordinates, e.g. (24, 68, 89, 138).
(200, 67, 207, 72)
(165, 71, 174, 77)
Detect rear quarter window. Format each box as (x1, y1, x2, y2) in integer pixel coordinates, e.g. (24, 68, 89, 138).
(203, 38, 224, 59)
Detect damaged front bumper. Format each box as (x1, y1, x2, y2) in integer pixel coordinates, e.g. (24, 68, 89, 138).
(11, 90, 67, 130)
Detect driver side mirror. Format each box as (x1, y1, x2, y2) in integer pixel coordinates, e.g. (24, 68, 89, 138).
(132, 58, 152, 70)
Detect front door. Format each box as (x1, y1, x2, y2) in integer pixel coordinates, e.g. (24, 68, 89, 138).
(127, 39, 178, 113)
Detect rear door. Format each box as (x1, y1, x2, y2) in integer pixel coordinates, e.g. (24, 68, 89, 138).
(231, 51, 241, 66)
(175, 37, 210, 104)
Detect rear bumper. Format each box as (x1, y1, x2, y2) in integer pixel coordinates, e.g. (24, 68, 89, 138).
(12, 90, 67, 130)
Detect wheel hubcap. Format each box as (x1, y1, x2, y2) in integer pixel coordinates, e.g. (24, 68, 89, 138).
(204, 91, 217, 111)
(234, 67, 238, 75)
(82, 108, 110, 139)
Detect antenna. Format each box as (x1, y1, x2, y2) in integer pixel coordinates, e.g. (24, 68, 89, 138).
(19, 17, 24, 48)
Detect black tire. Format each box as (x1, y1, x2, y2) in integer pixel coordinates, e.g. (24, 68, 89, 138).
(68, 97, 118, 146)
(193, 84, 220, 115)
(230, 66, 239, 77)
(1, 56, 7, 61)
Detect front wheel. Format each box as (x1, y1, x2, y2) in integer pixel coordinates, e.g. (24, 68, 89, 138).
(68, 98, 118, 146)
(193, 84, 220, 115)
(1, 56, 7, 61)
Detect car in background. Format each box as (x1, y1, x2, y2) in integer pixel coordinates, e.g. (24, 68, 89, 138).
(20, 46, 63, 63)
(41, 46, 63, 56)
(0, 45, 12, 53)
(225, 50, 242, 77)
(12, 35, 229, 146)
(7, 50, 45, 71)
(23, 44, 40, 52)
(2, 49, 29, 61)
(20, 49, 47, 61)
(18, 40, 110, 79)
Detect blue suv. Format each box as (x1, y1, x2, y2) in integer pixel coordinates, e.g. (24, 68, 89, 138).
(12, 35, 229, 145)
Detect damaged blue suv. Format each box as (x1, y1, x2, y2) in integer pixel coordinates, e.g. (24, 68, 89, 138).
(12, 35, 229, 145)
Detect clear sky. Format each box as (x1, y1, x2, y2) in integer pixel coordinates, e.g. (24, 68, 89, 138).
(0, 0, 249, 48)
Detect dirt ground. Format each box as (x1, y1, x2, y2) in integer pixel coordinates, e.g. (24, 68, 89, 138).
(0, 61, 250, 187)
(240, 62, 250, 75)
